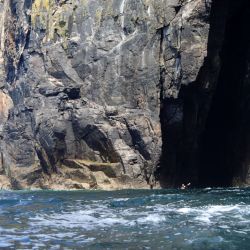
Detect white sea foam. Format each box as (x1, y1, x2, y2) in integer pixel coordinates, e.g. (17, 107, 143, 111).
(31, 206, 168, 231)
(172, 204, 250, 227)
(233, 230, 248, 235)
(113, 198, 130, 201)
(178, 207, 193, 214)
(0, 242, 12, 247)
(137, 214, 166, 224)
(206, 205, 240, 213)
(195, 214, 212, 224)
(26, 196, 250, 246)
(31, 210, 132, 230)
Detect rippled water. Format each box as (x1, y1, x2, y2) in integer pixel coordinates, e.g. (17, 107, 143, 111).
(0, 188, 250, 249)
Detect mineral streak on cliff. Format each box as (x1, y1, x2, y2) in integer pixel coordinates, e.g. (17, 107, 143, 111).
(0, 0, 249, 190)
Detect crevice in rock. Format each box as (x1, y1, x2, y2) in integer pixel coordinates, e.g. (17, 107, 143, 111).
(198, 0, 250, 187)
(174, 5, 181, 15)
(157, 24, 184, 187)
(123, 119, 151, 161)
(158, 0, 230, 188)
(158, 26, 166, 102)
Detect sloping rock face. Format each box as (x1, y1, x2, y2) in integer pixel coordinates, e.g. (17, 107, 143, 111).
(0, 0, 212, 189)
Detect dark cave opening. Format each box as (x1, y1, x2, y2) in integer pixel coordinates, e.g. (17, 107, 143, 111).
(159, 85, 206, 188)
(199, 0, 250, 187)
(158, 0, 250, 187)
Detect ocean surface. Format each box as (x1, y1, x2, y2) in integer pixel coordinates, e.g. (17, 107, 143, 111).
(0, 188, 250, 249)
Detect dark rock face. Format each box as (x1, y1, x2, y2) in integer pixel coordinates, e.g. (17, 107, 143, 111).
(0, 0, 249, 189)
(199, 0, 250, 187)
(159, 0, 250, 188)
(159, 0, 227, 187)
(0, 0, 210, 189)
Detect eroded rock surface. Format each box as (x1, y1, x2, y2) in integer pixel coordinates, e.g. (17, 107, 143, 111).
(0, 0, 212, 189)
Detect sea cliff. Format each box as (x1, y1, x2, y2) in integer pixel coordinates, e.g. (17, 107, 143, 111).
(0, 0, 249, 189)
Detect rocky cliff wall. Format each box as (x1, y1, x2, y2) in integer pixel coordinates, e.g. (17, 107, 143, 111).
(1, 0, 247, 190)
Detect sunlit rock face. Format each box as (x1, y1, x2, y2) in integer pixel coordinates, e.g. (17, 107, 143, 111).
(0, 91, 13, 132)
(0, 0, 211, 189)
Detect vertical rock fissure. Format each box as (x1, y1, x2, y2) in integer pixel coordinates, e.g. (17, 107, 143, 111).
(157, 26, 168, 185)
(158, 24, 185, 187)
(199, 0, 250, 187)
(159, 27, 166, 104)
(157, 0, 232, 188)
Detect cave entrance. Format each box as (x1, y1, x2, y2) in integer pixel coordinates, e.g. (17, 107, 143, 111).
(158, 0, 250, 188)
(199, 0, 250, 187)
(159, 87, 201, 188)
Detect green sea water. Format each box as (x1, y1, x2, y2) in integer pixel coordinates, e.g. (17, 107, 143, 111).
(0, 188, 250, 249)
